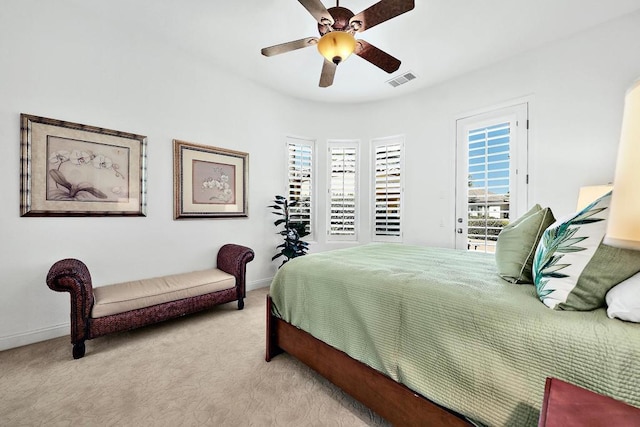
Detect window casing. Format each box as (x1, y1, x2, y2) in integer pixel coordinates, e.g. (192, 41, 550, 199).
(372, 136, 404, 242)
(286, 137, 314, 239)
(327, 140, 359, 241)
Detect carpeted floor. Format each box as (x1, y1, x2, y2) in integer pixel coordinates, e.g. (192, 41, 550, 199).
(0, 287, 389, 426)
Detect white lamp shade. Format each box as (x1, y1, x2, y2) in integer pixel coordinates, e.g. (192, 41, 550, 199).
(317, 32, 356, 65)
(604, 79, 640, 250)
(576, 185, 613, 211)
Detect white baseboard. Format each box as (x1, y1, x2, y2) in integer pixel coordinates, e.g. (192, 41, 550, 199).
(247, 277, 272, 291)
(0, 278, 274, 352)
(0, 323, 69, 352)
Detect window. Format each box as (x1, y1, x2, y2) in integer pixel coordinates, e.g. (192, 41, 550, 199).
(466, 122, 511, 251)
(372, 136, 404, 242)
(327, 140, 359, 241)
(286, 136, 314, 238)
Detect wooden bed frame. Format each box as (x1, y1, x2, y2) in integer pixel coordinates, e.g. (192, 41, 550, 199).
(265, 295, 472, 426)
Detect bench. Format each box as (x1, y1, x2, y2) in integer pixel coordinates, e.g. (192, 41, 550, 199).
(46, 243, 254, 359)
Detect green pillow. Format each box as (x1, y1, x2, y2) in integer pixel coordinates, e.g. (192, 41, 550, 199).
(565, 243, 640, 309)
(495, 204, 556, 284)
(533, 191, 640, 310)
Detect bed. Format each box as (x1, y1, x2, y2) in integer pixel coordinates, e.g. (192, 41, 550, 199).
(265, 243, 640, 426)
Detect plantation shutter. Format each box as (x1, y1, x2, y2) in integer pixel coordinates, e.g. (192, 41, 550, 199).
(286, 137, 314, 237)
(328, 141, 358, 241)
(467, 122, 511, 252)
(372, 137, 404, 242)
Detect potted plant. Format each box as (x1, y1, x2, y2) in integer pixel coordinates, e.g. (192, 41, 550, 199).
(269, 195, 310, 267)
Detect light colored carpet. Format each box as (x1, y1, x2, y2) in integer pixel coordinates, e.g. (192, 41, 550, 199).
(0, 287, 390, 426)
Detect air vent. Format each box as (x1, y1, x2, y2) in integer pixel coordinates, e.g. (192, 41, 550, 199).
(387, 71, 417, 88)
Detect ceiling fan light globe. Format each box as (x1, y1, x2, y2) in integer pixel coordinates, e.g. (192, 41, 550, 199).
(317, 31, 356, 65)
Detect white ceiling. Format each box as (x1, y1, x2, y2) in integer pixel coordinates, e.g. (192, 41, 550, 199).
(73, 0, 640, 103)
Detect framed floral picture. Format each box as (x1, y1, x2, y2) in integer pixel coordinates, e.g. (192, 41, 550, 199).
(20, 114, 147, 217)
(173, 139, 249, 219)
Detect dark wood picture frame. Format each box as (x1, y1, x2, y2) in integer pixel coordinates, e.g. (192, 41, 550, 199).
(173, 139, 249, 219)
(20, 114, 147, 217)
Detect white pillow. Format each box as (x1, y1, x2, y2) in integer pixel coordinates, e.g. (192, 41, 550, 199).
(533, 190, 640, 310)
(533, 192, 609, 309)
(606, 273, 640, 322)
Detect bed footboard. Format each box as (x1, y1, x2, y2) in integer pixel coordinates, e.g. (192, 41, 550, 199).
(265, 295, 471, 426)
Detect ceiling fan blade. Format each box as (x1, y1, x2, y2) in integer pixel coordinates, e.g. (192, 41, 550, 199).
(319, 59, 337, 87)
(261, 37, 319, 57)
(298, 0, 334, 26)
(350, 0, 415, 32)
(355, 39, 401, 73)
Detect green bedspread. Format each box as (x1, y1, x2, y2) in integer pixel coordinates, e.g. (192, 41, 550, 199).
(269, 243, 640, 426)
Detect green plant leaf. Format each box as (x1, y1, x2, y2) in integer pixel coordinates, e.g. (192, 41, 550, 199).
(537, 286, 554, 298)
(546, 272, 570, 278)
(555, 246, 586, 253)
(282, 247, 296, 258)
(270, 195, 309, 268)
(541, 263, 570, 274)
(558, 237, 587, 248)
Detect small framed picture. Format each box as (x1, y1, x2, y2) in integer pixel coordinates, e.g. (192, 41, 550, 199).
(173, 139, 249, 219)
(20, 114, 147, 217)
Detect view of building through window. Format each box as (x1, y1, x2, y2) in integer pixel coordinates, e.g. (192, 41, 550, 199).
(373, 138, 403, 242)
(286, 138, 313, 237)
(328, 142, 358, 240)
(286, 136, 406, 243)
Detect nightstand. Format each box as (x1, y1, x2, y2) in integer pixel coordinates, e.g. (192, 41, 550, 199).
(539, 377, 640, 426)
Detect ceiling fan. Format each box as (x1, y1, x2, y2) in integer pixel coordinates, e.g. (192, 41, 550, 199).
(261, 0, 415, 88)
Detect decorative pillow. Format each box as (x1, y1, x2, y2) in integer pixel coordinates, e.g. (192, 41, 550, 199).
(606, 273, 640, 322)
(533, 191, 640, 310)
(495, 204, 555, 284)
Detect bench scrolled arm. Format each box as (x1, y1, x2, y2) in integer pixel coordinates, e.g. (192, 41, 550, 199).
(217, 244, 255, 308)
(46, 258, 94, 356)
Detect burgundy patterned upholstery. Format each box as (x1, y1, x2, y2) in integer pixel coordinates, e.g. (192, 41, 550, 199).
(47, 244, 254, 359)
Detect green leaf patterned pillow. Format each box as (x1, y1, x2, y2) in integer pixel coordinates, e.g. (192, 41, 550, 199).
(533, 191, 640, 310)
(495, 204, 556, 284)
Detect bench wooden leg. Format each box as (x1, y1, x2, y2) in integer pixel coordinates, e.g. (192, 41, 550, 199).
(73, 341, 86, 359)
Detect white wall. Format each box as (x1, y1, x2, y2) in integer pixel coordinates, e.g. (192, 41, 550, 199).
(1, 2, 639, 350)
(0, 1, 300, 349)
(305, 10, 640, 249)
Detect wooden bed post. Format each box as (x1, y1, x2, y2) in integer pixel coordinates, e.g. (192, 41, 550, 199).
(265, 295, 283, 362)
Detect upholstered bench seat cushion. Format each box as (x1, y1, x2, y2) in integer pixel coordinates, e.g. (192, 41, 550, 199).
(91, 269, 236, 318)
